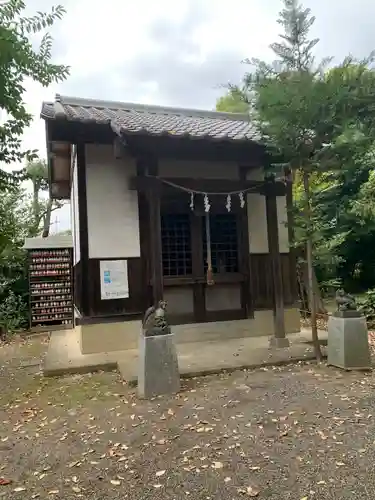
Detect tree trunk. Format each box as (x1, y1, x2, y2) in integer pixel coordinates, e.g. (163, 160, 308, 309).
(31, 180, 41, 235)
(298, 259, 327, 315)
(302, 171, 323, 361)
(41, 198, 53, 238)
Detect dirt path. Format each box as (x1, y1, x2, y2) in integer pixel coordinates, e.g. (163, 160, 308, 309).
(1, 337, 375, 499)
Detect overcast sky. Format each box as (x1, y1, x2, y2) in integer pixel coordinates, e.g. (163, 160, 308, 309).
(20, 0, 375, 231)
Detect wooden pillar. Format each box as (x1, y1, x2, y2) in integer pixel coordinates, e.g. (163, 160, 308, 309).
(76, 142, 90, 317)
(265, 181, 289, 347)
(286, 180, 298, 302)
(191, 213, 206, 322)
(238, 166, 253, 317)
(146, 158, 163, 304)
(136, 159, 152, 309)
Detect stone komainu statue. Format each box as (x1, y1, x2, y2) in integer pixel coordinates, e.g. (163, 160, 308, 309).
(142, 300, 171, 336)
(335, 288, 357, 311)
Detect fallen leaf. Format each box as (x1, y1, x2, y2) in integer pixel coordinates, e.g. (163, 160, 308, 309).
(153, 484, 163, 489)
(48, 490, 59, 495)
(246, 485, 260, 497)
(156, 470, 166, 477)
(0, 478, 12, 486)
(72, 486, 81, 493)
(238, 486, 260, 497)
(212, 461, 224, 469)
(110, 480, 121, 486)
(224, 477, 232, 483)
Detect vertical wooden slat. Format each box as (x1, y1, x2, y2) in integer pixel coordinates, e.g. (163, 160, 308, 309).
(76, 142, 90, 316)
(265, 182, 286, 341)
(191, 213, 206, 322)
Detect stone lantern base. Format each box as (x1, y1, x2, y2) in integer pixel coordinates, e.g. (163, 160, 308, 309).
(327, 311, 371, 371)
(137, 333, 180, 399)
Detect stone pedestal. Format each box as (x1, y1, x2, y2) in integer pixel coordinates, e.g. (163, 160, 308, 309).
(137, 333, 180, 399)
(327, 312, 371, 370)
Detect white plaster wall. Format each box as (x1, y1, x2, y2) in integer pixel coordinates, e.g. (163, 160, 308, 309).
(246, 168, 268, 253)
(85, 144, 140, 259)
(70, 149, 80, 265)
(159, 159, 239, 179)
(246, 168, 289, 254)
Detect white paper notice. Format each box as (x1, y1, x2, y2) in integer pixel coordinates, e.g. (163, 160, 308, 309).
(100, 260, 129, 300)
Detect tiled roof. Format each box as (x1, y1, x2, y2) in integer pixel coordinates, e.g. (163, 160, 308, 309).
(41, 95, 258, 143)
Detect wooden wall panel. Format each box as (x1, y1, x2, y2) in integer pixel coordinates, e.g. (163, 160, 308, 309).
(250, 254, 298, 309)
(87, 257, 145, 317)
(80, 254, 297, 320)
(73, 261, 82, 313)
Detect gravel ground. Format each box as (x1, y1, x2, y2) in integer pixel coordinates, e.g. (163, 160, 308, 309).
(1, 337, 375, 499)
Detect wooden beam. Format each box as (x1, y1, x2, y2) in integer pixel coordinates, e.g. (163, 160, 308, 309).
(123, 134, 266, 164)
(265, 183, 289, 347)
(130, 176, 286, 196)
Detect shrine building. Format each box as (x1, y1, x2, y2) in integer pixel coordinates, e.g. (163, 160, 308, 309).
(41, 94, 300, 355)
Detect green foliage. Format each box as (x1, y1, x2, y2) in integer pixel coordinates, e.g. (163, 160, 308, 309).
(25, 159, 58, 237)
(270, 0, 319, 71)
(0, 158, 65, 334)
(217, 0, 375, 300)
(216, 0, 375, 357)
(0, 291, 28, 334)
(216, 89, 249, 113)
(0, 0, 69, 188)
(0, 184, 32, 334)
(357, 290, 375, 325)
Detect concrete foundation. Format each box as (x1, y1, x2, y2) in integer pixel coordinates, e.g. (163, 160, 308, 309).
(43, 327, 328, 379)
(79, 307, 300, 355)
(269, 336, 290, 348)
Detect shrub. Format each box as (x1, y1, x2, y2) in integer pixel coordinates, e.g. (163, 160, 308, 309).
(0, 290, 28, 338)
(357, 289, 375, 326)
